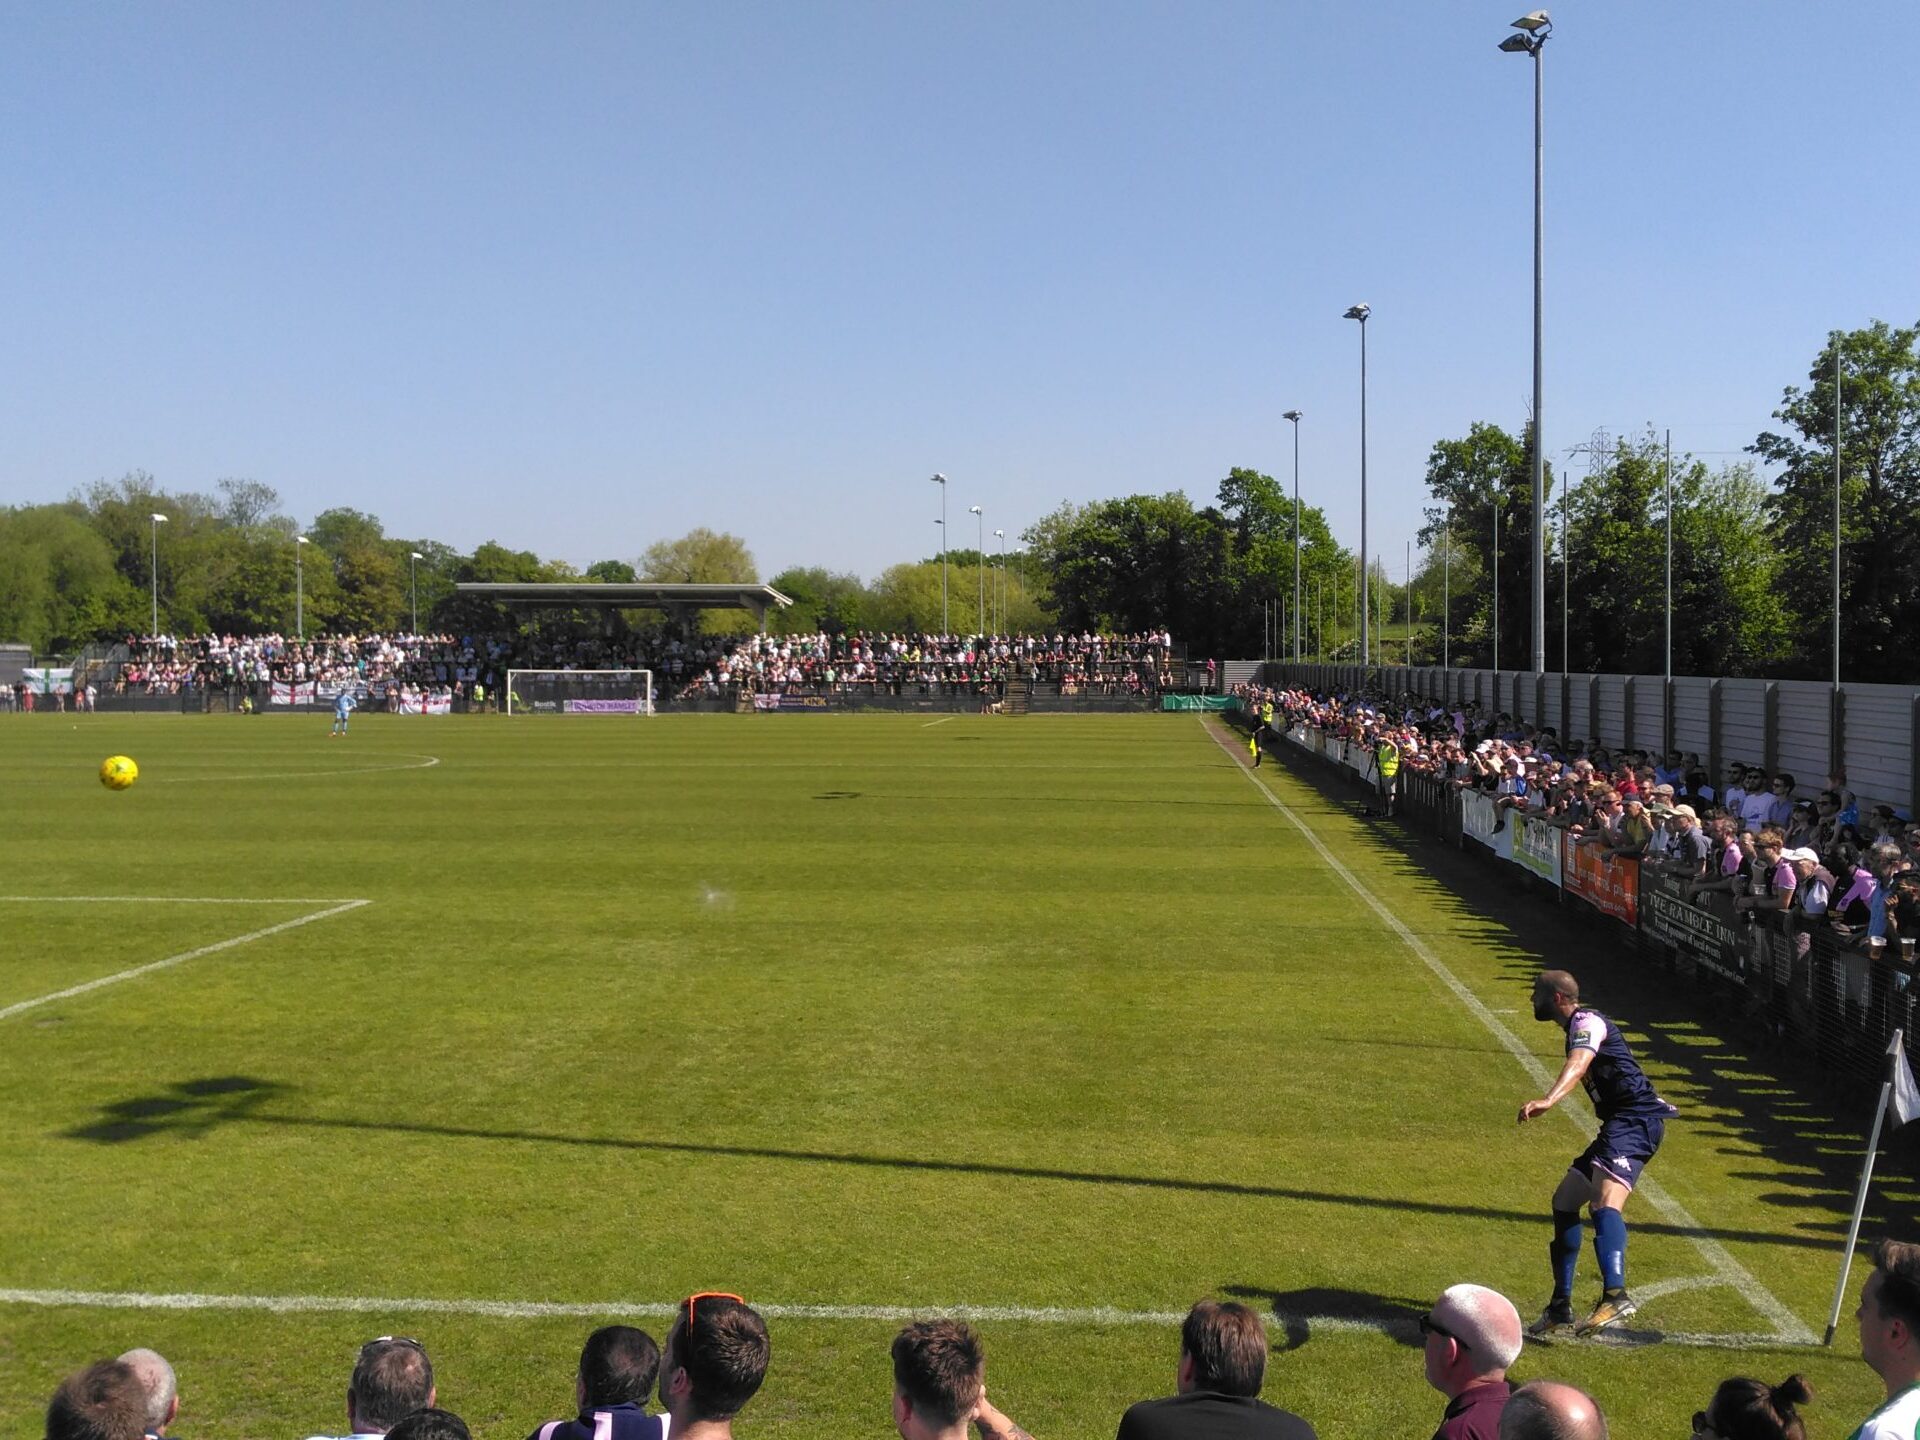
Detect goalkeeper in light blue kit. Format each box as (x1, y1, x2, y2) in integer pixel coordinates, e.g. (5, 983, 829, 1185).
(1519, 968, 1679, 1337)
(330, 688, 357, 737)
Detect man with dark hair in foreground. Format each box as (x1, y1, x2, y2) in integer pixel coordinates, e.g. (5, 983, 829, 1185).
(306, 1337, 437, 1440)
(1498, 1381, 1607, 1440)
(1850, 1239, 1920, 1440)
(1114, 1300, 1316, 1440)
(383, 1412, 469, 1440)
(657, 1293, 769, 1440)
(46, 1361, 148, 1440)
(890, 1319, 1034, 1440)
(528, 1326, 665, 1440)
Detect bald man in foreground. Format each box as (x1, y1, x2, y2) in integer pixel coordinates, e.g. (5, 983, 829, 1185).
(1498, 1381, 1606, 1440)
(1421, 1285, 1522, 1440)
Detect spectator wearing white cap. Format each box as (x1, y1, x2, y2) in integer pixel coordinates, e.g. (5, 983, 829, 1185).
(1420, 1284, 1522, 1440)
(1655, 805, 1712, 882)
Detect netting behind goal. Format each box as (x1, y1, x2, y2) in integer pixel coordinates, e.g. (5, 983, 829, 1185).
(505, 670, 654, 715)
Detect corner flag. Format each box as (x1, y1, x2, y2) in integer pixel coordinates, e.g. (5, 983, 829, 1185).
(1824, 1031, 1920, 1343)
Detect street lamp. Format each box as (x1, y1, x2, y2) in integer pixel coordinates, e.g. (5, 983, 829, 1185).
(1284, 409, 1303, 665)
(930, 474, 949, 634)
(993, 529, 1005, 633)
(410, 551, 425, 633)
(148, 513, 168, 637)
(968, 506, 985, 636)
(1343, 304, 1371, 665)
(1501, 9, 1551, 674)
(1492, 490, 1505, 672)
(296, 535, 309, 640)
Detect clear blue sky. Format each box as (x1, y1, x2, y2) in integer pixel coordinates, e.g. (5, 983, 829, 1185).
(4, 3, 1915, 586)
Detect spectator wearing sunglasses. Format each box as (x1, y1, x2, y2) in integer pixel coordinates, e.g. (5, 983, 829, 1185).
(1420, 1285, 1522, 1440)
(529, 1326, 666, 1440)
(658, 1294, 769, 1440)
(1690, 1375, 1812, 1440)
(1115, 1299, 1316, 1440)
(308, 1337, 436, 1440)
(1497, 1382, 1605, 1440)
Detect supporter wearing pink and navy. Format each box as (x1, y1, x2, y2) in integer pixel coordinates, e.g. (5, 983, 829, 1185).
(656, 1293, 769, 1440)
(527, 1326, 666, 1440)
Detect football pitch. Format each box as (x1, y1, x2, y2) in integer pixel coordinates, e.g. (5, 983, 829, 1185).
(0, 713, 1897, 1437)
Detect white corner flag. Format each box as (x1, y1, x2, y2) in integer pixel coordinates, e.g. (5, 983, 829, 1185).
(1825, 1031, 1920, 1344)
(1893, 1032, 1920, 1130)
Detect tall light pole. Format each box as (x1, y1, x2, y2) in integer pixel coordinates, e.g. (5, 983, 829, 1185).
(1501, 10, 1551, 674)
(1284, 409, 1303, 663)
(1663, 431, 1673, 683)
(930, 474, 949, 633)
(1492, 491, 1503, 673)
(296, 535, 309, 640)
(968, 506, 985, 636)
(1834, 337, 1844, 690)
(410, 551, 424, 633)
(1344, 304, 1371, 664)
(993, 529, 1005, 633)
(1443, 500, 1452, 669)
(148, 513, 168, 637)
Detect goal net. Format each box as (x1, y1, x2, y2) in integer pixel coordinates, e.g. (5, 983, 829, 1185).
(505, 669, 655, 716)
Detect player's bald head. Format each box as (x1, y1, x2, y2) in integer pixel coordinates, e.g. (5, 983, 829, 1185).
(1536, 971, 1579, 1001)
(1500, 1381, 1606, 1440)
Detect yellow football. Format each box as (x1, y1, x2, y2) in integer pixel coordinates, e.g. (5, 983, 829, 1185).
(99, 755, 139, 791)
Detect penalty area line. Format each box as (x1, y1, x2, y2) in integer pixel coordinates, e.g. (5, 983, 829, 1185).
(921, 716, 956, 728)
(0, 1285, 1799, 1350)
(1201, 719, 1818, 1347)
(0, 900, 371, 1023)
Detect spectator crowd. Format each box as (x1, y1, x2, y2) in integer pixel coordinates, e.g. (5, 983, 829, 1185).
(71, 629, 1189, 708)
(52, 1250, 1909, 1440)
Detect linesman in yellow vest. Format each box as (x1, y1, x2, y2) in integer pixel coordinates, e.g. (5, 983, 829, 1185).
(1374, 733, 1401, 817)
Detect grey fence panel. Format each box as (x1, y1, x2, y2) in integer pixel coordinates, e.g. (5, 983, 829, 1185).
(1845, 684, 1915, 813)
(1673, 678, 1712, 761)
(1776, 681, 1833, 796)
(1634, 677, 1665, 750)
(1720, 678, 1769, 765)
(1594, 675, 1627, 748)
(1566, 680, 1591, 742)
(1505, 671, 1528, 722)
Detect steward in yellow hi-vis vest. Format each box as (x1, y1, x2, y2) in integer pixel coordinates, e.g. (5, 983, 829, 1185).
(1372, 736, 1401, 817)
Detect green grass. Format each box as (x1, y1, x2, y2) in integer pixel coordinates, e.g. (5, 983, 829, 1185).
(0, 712, 1897, 1437)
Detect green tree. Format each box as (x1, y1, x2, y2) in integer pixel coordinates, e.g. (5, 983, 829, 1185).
(0, 505, 143, 651)
(1419, 422, 1548, 668)
(1753, 321, 1920, 681)
(769, 566, 869, 634)
(586, 559, 638, 583)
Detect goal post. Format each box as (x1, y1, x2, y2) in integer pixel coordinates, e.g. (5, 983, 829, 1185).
(505, 669, 655, 716)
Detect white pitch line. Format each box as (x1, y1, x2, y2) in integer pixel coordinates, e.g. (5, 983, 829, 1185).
(0, 900, 370, 1023)
(0, 897, 363, 905)
(154, 754, 441, 784)
(1203, 720, 1818, 1346)
(921, 716, 956, 728)
(0, 1286, 1803, 1349)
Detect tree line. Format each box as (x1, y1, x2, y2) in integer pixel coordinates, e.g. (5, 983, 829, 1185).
(3, 323, 1913, 679)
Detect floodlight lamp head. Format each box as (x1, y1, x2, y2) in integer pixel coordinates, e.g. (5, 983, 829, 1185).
(994, 528, 1004, 538)
(151, 513, 168, 523)
(411, 551, 424, 560)
(930, 472, 947, 484)
(296, 535, 309, 545)
(1498, 33, 1533, 52)
(1511, 10, 1550, 31)
(969, 505, 982, 515)
(1344, 303, 1371, 322)
(1283, 409, 1303, 422)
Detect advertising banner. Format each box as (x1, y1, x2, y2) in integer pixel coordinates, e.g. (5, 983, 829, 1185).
(1640, 870, 1746, 982)
(565, 699, 641, 714)
(1512, 814, 1564, 887)
(1562, 835, 1640, 925)
(752, 693, 830, 711)
(1461, 792, 1514, 862)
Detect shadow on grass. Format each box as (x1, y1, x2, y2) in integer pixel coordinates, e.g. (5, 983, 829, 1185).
(1261, 738, 1920, 1246)
(1222, 1282, 1429, 1351)
(60, 1077, 1841, 1251)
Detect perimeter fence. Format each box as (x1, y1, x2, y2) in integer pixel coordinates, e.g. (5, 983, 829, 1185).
(1269, 662, 1920, 819)
(1265, 712, 1916, 1099)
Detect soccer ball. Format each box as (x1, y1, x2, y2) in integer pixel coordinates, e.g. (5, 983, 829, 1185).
(99, 755, 139, 791)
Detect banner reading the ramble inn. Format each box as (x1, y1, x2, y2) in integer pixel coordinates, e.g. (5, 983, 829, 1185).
(1638, 869, 1745, 981)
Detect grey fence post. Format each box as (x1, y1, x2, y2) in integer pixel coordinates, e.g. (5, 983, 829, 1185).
(1709, 678, 1723, 785)
(1664, 678, 1675, 757)
(1623, 676, 1636, 752)
(1764, 682, 1780, 773)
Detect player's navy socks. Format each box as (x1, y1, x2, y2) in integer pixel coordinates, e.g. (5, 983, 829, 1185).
(1550, 1209, 1583, 1300)
(1592, 1206, 1628, 1292)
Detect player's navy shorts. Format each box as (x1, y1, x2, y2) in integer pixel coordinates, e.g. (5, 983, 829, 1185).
(1573, 1113, 1665, 1190)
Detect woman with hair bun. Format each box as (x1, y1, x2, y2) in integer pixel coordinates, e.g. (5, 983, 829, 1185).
(1692, 1375, 1813, 1440)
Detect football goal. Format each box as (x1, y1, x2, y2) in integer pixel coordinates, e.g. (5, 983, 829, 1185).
(505, 669, 655, 715)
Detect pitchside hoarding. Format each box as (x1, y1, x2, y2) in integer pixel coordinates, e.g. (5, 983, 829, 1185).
(1561, 836, 1640, 925)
